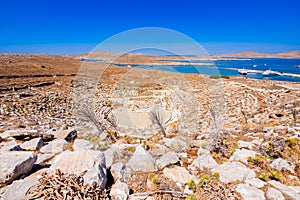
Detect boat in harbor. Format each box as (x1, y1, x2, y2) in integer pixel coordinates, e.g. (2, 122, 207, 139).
(262, 69, 282, 77)
(238, 68, 259, 75)
(238, 68, 248, 75)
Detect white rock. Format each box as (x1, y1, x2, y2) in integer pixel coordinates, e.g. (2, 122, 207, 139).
(236, 184, 265, 200)
(40, 139, 68, 154)
(238, 140, 255, 149)
(266, 187, 284, 200)
(0, 151, 37, 185)
(110, 162, 131, 181)
(268, 180, 300, 200)
(35, 153, 54, 165)
(197, 147, 210, 156)
(126, 146, 157, 172)
(73, 139, 93, 151)
(104, 148, 115, 167)
(110, 180, 129, 200)
(0, 140, 22, 151)
(211, 162, 256, 184)
(156, 152, 179, 169)
(229, 149, 257, 164)
(245, 178, 266, 188)
(163, 136, 188, 152)
(20, 137, 44, 151)
(1, 178, 38, 200)
(270, 158, 295, 173)
(50, 150, 107, 188)
(163, 167, 196, 184)
(188, 154, 218, 171)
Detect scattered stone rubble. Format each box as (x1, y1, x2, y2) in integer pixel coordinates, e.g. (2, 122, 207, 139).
(0, 59, 300, 199)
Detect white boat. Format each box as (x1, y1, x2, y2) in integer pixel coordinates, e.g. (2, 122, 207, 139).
(238, 68, 248, 75)
(262, 69, 279, 77)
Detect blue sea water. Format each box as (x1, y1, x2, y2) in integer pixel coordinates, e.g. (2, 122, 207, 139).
(126, 58, 300, 82)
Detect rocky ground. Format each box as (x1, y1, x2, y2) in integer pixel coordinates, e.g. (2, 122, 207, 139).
(0, 54, 300, 200)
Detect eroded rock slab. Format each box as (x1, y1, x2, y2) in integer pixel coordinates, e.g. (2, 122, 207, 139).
(229, 149, 257, 164)
(0, 151, 37, 185)
(236, 184, 265, 200)
(163, 167, 196, 184)
(1, 178, 38, 200)
(126, 146, 157, 172)
(20, 137, 44, 151)
(211, 162, 256, 184)
(50, 150, 107, 188)
(40, 139, 68, 154)
(268, 180, 300, 200)
(156, 151, 179, 169)
(188, 154, 218, 171)
(110, 180, 129, 200)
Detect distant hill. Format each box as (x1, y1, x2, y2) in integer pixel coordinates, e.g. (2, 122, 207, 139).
(216, 51, 300, 58)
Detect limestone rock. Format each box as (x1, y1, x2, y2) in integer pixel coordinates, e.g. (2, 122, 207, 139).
(0, 140, 22, 151)
(245, 178, 266, 189)
(163, 167, 196, 184)
(40, 139, 68, 154)
(110, 162, 131, 181)
(35, 153, 54, 165)
(188, 154, 218, 171)
(163, 136, 188, 153)
(104, 148, 115, 167)
(266, 187, 284, 200)
(211, 162, 256, 184)
(110, 180, 129, 200)
(73, 139, 93, 151)
(238, 140, 255, 149)
(1, 178, 38, 200)
(50, 150, 107, 188)
(20, 137, 44, 151)
(0, 151, 37, 185)
(156, 152, 179, 169)
(229, 149, 257, 164)
(270, 158, 295, 173)
(126, 146, 157, 172)
(236, 184, 265, 200)
(268, 180, 300, 200)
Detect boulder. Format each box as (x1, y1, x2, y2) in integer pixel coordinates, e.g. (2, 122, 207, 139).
(211, 162, 256, 184)
(156, 152, 179, 169)
(110, 162, 131, 181)
(268, 180, 300, 200)
(40, 139, 68, 154)
(73, 139, 94, 151)
(188, 154, 218, 171)
(0, 140, 23, 151)
(0, 151, 37, 185)
(229, 149, 257, 164)
(245, 178, 266, 189)
(35, 153, 54, 165)
(104, 148, 115, 167)
(110, 180, 129, 200)
(163, 136, 188, 153)
(163, 167, 196, 184)
(1, 178, 38, 200)
(20, 137, 44, 151)
(236, 184, 265, 200)
(266, 187, 284, 200)
(270, 158, 295, 173)
(50, 150, 107, 188)
(126, 146, 157, 172)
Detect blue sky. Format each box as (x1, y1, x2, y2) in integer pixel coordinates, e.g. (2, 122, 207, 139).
(0, 0, 299, 55)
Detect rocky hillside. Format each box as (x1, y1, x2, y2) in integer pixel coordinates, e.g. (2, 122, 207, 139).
(0, 54, 300, 199)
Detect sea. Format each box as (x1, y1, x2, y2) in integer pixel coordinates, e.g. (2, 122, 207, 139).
(85, 58, 300, 82)
(131, 58, 300, 82)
